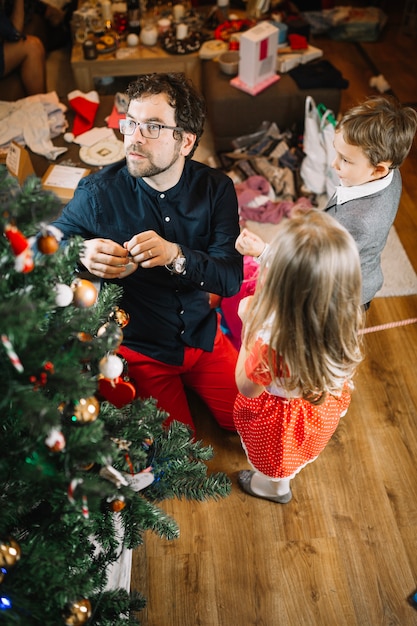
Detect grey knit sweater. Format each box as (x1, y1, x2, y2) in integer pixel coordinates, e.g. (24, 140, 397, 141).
(325, 168, 402, 305)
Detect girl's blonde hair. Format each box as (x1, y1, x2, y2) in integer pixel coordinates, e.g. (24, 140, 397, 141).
(242, 209, 364, 404)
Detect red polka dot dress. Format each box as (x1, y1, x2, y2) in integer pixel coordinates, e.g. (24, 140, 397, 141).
(233, 338, 352, 479)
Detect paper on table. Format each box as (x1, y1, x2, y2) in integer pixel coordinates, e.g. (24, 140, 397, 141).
(42, 165, 89, 189)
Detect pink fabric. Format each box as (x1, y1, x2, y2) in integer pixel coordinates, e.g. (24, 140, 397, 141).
(236, 175, 312, 225)
(221, 256, 259, 350)
(240, 196, 312, 224)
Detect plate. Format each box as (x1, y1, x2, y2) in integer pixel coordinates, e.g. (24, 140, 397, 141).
(96, 34, 118, 55)
(79, 139, 125, 166)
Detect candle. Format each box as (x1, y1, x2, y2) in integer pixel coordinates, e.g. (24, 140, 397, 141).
(158, 17, 171, 34)
(176, 22, 188, 40)
(101, 0, 112, 21)
(140, 22, 158, 46)
(173, 4, 185, 21)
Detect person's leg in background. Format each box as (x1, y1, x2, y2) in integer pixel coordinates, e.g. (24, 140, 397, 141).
(2, 36, 46, 95)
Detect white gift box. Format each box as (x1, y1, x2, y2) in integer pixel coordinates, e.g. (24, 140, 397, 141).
(238, 22, 279, 89)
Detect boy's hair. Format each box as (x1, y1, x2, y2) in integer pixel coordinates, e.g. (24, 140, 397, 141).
(126, 72, 206, 159)
(243, 209, 364, 404)
(336, 95, 417, 169)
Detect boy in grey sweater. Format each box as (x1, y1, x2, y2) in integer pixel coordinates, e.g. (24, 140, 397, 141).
(324, 95, 417, 307)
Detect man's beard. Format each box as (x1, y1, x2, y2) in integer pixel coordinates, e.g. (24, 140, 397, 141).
(126, 143, 181, 178)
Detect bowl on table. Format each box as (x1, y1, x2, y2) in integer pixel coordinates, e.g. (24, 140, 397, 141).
(218, 51, 240, 76)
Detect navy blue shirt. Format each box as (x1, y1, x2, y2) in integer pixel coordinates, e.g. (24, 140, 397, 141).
(52, 158, 243, 365)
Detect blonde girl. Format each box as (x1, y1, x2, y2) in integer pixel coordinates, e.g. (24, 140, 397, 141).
(234, 208, 364, 503)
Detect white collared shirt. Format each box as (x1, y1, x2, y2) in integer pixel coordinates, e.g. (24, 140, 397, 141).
(336, 169, 394, 205)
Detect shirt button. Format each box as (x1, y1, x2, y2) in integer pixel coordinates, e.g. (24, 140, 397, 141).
(200, 281, 204, 286)
(180, 330, 185, 335)
(180, 310, 184, 315)
(165, 216, 170, 222)
(160, 193, 165, 199)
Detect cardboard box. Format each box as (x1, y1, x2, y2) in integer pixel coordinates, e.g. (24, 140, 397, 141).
(276, 44, 323, 73)
(238, 22, 279, 89)
(41, 164, 90, 203)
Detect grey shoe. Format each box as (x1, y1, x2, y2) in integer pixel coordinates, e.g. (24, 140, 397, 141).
(237, 470, 292, 504)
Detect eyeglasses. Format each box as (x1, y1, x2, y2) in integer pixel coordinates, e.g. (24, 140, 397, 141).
(119, 119, 184, 139)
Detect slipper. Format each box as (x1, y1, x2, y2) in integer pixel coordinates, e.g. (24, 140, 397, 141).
(237, 470, 292, 504)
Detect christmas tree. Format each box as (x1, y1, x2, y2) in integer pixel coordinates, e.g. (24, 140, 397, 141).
(0, 166, 231, 625)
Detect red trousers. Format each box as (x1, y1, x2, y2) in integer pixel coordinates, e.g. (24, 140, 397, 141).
(118, 321, 238, 432)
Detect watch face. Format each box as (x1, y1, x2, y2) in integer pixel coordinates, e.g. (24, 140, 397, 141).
(174, 256, 186, 273)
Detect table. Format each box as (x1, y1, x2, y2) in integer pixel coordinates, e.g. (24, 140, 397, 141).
(71, 41, 201, 92)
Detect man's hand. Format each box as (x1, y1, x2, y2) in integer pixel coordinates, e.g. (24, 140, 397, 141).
(81, 238, 138, 279)
(124, 230, 178, 268)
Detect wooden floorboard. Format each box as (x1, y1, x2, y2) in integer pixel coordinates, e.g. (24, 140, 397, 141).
(131, 3, 417, 624)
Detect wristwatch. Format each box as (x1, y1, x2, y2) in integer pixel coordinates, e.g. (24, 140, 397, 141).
(166, 245, 186, 275)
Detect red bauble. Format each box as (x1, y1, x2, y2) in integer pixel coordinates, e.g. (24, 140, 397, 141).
(98, 376, 136, 408)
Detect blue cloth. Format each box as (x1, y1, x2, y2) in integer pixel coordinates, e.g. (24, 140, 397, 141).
(52, 158, 243, 365)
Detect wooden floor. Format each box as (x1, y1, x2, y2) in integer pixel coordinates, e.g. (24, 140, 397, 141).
(131, 5, 417, 625)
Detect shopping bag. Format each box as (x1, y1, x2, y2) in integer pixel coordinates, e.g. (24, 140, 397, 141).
(300, 96, 339, 198)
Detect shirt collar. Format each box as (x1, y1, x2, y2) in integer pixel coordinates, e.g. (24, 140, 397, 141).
(336, 169, 394, 204)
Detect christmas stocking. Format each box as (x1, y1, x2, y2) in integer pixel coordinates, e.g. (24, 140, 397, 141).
(68, 90, 100, 136)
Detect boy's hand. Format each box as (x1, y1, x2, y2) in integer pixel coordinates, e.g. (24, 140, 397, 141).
(235, 228, 266, 258)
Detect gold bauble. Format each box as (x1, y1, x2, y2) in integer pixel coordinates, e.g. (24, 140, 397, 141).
(0, 537, 21, 569)
(109, 306, 130, 328)
(108, 495, 126, 512)
(72, 396, 100, 423)
(71, 278, 98, 309)
(63, 598, 92, 625)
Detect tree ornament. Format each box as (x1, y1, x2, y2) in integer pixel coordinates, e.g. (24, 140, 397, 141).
(45, 427, 66, 452)
(63, 598, 92, 625)
(54, 283, 74, 307)
(1, 334, 24, 373)
(108, 306, 130, 328)
(107, 495, 126, 512)
(77, 332, 94, 343)
(0, 537, 21, 570)
(0, 595, 12, 610)
(37, 231, 60, 255)
(72, 396, 100, 423)
(99, 465, 129, 488)
(71, 278, 98, 308)
(99, 354, 124, 380)
(4, 223, 34, 273)
(98, 375, 136, 408)
(97, 321, 124, 349)
(29, 361, 54, 390)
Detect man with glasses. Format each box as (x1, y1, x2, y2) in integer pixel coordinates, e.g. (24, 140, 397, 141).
(51, 72, 243, 433)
